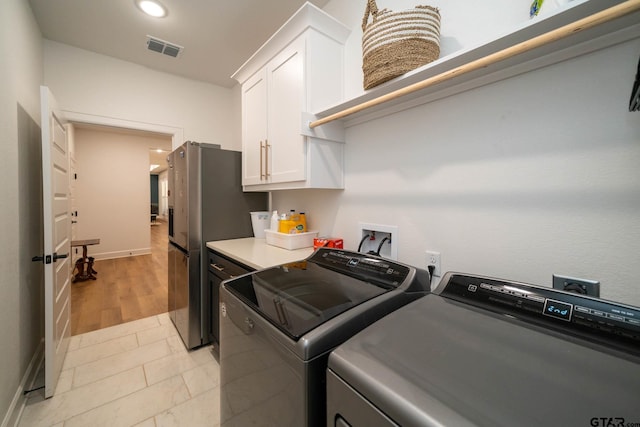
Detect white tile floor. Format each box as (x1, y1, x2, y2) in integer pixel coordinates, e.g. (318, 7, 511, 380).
(19, 313, 220, 427)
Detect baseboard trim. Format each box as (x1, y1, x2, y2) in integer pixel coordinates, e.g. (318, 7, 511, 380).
(1, 338, 44, 427)
(90, 248, 152, 260)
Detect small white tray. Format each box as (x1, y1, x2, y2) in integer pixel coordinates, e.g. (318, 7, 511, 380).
(264, 230, 319, 250)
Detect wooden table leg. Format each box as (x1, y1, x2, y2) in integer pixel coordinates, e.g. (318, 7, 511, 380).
(88, 257, 97, 275)
(72, 245, 98, 282)
(86, 256, 97, 280)
(72, 258, 85, 282)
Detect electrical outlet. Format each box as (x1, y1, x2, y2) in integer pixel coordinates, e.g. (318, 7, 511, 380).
(357, 223, 398, 260)
(552, 274, 600, 297)
(425, 251, 441, 277)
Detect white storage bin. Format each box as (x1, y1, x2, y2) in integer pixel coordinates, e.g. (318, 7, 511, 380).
(250, 211, 270, 238)
(265, 230, 319, 250)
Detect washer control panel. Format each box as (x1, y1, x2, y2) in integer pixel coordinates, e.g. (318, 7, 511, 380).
(312, 248, 413, 289)
(438, 273, 640, 351)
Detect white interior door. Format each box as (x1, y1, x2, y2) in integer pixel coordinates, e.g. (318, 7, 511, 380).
(40, 86, 72, 398)
(67, 123, 78, 262)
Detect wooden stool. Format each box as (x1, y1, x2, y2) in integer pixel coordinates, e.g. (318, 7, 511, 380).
(71, 239, 100, 282)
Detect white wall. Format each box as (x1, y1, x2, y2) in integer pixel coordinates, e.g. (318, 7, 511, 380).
(0, 0, 44, 423)
(231, 84, 243, 154)
(272, 1, 640, 306)
(74, 127, 172, 259)
(43, 40, 239, 151)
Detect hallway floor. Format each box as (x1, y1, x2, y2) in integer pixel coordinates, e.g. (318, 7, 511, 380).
(71, 219, 168, 335)
(19, 313, 220, 427)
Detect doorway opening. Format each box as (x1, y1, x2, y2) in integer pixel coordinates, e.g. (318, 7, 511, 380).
(69, 122, 173, 335)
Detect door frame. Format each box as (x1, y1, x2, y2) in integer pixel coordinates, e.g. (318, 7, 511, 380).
(62, 111, 183, 150)
(65, 111, 180, 261)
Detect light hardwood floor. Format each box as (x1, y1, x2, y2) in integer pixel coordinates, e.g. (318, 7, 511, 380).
(71, 219, 168, 335)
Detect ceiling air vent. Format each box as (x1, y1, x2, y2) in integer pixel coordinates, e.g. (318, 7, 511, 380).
(146, 36, 183, 58)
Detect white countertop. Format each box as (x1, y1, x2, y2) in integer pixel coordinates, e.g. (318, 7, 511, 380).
(206, 238, 315, 270)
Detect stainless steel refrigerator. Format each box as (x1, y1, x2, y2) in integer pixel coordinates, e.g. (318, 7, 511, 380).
(167, 141, 267, 350)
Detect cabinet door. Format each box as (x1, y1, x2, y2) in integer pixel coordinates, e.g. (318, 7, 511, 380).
(242, 68, 268, 186)
(267, 39, 306, 184)
(207, 249, 254, 347)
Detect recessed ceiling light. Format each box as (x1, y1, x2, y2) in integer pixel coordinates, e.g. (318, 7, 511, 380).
(136, 0, 167, 18)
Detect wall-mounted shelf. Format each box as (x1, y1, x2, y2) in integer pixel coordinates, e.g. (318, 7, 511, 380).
(311, 0, 640, 129)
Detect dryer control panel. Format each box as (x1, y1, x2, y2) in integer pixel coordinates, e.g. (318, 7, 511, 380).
(437, 273, 640, 354)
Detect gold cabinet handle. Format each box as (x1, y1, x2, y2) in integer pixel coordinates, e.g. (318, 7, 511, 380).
(259, 140, 265, 180)
(265, 139, 270, 178)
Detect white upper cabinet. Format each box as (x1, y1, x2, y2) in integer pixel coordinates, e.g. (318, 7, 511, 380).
(241, 69, 267, 186)
(232, 2, 350, 191)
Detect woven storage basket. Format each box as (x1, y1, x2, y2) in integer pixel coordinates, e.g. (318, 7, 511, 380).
(362, 0, 441, 90)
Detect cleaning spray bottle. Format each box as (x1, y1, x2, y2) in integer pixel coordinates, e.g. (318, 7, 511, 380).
(270, 210, 279, 231)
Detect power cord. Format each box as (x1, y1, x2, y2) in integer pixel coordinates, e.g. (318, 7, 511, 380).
(427, 265, 435, 284)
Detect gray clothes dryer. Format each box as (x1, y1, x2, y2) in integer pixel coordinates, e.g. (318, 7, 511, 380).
(327, 272, 640, 427)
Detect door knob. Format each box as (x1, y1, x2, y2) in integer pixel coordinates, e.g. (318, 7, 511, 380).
(53, 253, 69, 261)
(31, 253, 66, 264)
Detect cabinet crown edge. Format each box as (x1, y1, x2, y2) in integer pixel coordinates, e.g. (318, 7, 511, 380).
(231, 2, 350, 85)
